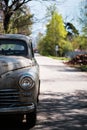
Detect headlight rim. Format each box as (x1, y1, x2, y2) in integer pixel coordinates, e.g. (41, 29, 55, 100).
(19, 74, 35, 91)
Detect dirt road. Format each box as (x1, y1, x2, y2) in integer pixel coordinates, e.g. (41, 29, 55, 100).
(32, 55, 87, 130)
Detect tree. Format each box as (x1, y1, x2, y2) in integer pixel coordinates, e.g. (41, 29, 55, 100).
(0, 0, 32, 33)
(79, 0, 87, 35)
(65, 22, 79, 39)
(72, 0, 87, 51)
(10, 5, 33, 35)
(72, 36, 87, 51)
(38, 10, 68, 56)
(0, 0, 66, 33)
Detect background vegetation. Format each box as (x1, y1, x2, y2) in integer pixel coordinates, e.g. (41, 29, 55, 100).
(0, 0, 87, 59)
(37, 1, 87, 57)
(0, 0, 33, 34)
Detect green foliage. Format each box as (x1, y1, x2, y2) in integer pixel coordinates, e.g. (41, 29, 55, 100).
(38, 10, 68, 56)
(46, 12, 67, 40)
(80, 65, 87, 71)
(9, 5, 33, 35)
(61, 41, 73, 56)
(0, 0, 32, 33)
(38, 38, 46, 55)
(71, 36, 80, 50)
(79, 36, 87, 50)
(72, 36, 87, 51)
(0, 23, 4, 33)
(38, 37, 55, 56)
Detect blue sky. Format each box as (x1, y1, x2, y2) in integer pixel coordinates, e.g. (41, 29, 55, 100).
(29, 0, 82, 37)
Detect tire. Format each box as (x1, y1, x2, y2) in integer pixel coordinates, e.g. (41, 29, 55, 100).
(26, 108, 37, 127)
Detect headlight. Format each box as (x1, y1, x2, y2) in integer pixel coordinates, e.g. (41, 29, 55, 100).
(19, 75, 35, 90)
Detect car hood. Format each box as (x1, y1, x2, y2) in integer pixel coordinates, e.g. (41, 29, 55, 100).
(0, 56, 32, 75)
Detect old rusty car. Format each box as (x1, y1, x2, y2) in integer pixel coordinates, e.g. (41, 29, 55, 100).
(0, 34, 40, 126)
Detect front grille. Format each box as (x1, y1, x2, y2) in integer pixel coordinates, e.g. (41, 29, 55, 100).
(0, 89, 21, 108)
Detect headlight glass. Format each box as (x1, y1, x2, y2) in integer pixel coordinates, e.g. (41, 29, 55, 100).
(19, 75, 35, 90)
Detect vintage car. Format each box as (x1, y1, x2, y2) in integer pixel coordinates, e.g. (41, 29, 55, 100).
(0, 34, 40, 126)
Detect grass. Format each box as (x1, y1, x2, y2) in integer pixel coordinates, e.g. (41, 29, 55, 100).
(64, 63, 87, 72)
(78, 65, 87, 71)
(48, 56, 70, 61)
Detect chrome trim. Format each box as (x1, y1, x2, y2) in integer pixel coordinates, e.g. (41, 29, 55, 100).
(19, 74, 35, 90)
(0, 88, 32, 108)
(0, 103, 35, 114)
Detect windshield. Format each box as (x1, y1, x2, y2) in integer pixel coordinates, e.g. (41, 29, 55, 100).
(0, 39, 28, 56)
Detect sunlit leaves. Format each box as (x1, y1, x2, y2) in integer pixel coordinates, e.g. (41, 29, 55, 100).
(38, 10, 68, 56)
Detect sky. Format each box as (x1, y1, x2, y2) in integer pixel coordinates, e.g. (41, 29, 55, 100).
(29, 0, 83, 38)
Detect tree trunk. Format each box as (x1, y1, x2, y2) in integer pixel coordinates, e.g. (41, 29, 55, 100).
(3, 12, 12, 33)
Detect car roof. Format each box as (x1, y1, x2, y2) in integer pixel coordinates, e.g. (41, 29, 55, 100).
(0, 34, 32, 43)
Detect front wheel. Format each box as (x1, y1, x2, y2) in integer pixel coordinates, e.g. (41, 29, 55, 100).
(26, 108, 37, 127)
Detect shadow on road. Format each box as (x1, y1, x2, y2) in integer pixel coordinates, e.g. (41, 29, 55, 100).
(0, 90, 87, 130)
(36, 90, 87, 130)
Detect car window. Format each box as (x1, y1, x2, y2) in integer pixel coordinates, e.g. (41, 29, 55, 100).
(0, 39, 28, 56)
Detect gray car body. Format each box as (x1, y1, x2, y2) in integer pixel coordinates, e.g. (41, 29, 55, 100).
(0, 34, 40, 116)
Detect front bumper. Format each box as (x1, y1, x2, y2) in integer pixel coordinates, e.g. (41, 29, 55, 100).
(0, 103, 35, 115)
